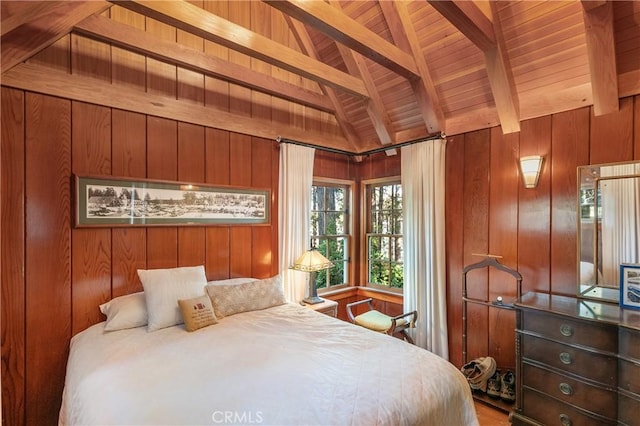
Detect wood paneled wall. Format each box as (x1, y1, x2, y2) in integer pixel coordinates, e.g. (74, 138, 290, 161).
(2, 85, 639, 425)
(1, 87, 279, 425)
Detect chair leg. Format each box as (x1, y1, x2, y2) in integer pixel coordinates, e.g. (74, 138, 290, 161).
(401, 330, 414, 345)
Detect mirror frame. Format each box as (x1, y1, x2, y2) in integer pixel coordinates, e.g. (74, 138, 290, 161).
(577, 160, 640, 303)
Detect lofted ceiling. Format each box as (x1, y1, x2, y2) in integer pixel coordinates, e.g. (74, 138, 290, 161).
(1, 1, 639, 155)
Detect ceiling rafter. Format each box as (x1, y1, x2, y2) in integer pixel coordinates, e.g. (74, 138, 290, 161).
(581, 0, 619, 115)
(109, 0, 370, 99)
(429, 0, 520, 134)
(282, 15, 362, 152)
(380, 1, 444, 135)
(263, 0, 420, 81)
(1, 1, 111, 73)
(326, 0, 394, 147)
(74, 14, 335, 114)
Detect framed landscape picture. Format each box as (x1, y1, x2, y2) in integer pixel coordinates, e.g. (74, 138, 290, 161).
(620, 263, 640, 310)
(74, 175, 270, 227)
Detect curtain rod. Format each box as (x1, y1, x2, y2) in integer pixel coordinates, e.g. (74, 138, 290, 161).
(275, 132, 445, 157)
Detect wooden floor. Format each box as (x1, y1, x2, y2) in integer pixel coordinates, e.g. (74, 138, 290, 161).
(475, 400, 511, 426)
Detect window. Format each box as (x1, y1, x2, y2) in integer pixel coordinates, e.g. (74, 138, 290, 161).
(366, 180, 403, 289)
(310, 181, 351, 291)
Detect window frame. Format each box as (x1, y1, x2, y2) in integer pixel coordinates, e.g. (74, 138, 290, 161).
(360, 176, 403, 293)
(311, 177, 354, 293)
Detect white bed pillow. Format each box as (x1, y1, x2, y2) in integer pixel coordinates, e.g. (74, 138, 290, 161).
(138, 265, 208, 332)
(206, 277, 258, 286)
(99, 292, 148, 331)
(206, 275, 286, 318)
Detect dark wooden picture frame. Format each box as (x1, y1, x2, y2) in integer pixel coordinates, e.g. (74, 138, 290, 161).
(74, 175, 270, 227)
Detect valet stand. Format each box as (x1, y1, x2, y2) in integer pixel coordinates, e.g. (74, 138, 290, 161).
(462, 254, 522, 413)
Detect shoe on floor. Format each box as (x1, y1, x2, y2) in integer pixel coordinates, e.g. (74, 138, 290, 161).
(461, 356, 496, 392)
(486, 370, 502, 398)
(500, 370, 516, 403)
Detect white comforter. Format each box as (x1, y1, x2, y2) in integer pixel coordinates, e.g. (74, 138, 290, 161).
(60, 303, 477, 426)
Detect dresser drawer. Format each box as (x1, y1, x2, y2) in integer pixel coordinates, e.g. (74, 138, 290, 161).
(521, 310, 617, 353)
(619, 391, 640, 426)
(619, 358, 640, 395)
(522, 388, 617, 426)
(619, 327, 640, 361)
(522, 363, 617, 418)
(521, 334, 617, 386)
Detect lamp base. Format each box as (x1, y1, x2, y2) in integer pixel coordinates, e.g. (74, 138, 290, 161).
(303, 296, 324, 305)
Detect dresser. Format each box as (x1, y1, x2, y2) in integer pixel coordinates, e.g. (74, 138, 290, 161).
(512, 292, 640, 426)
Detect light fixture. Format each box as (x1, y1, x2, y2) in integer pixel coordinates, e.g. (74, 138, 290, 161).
(290, 246, 334, 304)
(519, 155, 544, 189)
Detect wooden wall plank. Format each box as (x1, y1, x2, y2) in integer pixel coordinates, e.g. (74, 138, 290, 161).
(635, 95, 640, 160)
(251, 137, 274, 279)
(230, 133, 252, 187)
(462, 128, 491, 361)
(71, 102, 112, 335)
(206, 228, 231, 280)
(1, 87, 26, 426)
(178, 122, 206, 268)
(203, 0, 230, 111)
(444, 134, 465, 368)
(230, 227, 252, 277)
(589, 96, 634, 163)
(24, 93, 71, 425)
(177, 0, 205, 105)
(550, 107, 590, 295)
(145, 15, 177, 98)
(206, 128, 231, 185)
(110, 5, 146, 90)
(517, 116, 552, 294)
(112, 109, 147, 297)
(147, 116, 178, 270)
(488, 128, 519, 370)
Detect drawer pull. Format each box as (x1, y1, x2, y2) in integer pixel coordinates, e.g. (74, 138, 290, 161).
(559, 414, 572, 426)
(559, 352, 572, 365)
(559, 382, 573, 395)
(559, 323, 573, 337)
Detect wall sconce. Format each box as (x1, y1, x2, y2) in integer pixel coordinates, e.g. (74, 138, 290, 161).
(519, 155, 544, 189)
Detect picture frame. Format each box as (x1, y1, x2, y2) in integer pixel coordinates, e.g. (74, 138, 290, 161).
(620, 263, 640, 310)
(74, 175, 270, 227)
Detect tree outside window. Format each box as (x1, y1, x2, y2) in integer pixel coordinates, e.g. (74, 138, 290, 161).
(310, 182, 350, 290)
(367, 181, 403, 289)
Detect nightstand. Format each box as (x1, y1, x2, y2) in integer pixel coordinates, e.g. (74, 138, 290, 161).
(304, 298, 338, 318)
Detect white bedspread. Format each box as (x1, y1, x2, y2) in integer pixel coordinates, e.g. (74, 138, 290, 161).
(60, 303, 477, 426)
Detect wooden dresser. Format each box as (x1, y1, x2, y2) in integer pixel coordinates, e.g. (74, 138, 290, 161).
(512, 292, 640, 426)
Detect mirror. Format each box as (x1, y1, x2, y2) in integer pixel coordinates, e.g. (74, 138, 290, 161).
(578, 161, 640, 303)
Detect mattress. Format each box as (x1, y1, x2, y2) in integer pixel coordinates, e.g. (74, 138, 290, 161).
(60, 303, 477, 425)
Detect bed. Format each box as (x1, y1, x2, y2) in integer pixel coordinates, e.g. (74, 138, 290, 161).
(59, 269, 478, 426)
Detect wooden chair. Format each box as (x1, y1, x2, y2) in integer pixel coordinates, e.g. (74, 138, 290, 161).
(346, 298, 417, 344)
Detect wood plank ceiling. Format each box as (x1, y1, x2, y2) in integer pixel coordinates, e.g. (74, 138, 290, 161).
(1, 0, 639, 155)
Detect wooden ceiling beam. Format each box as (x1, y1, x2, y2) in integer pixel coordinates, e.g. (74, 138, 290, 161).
(581, 1, 619, 115)
(0, 1, 111, 73)
(264, 0, 420, 80)
(110, 0, 369, 99)
(2, 62, 351, 152)
(381, 1, 444, 134)
(430, 1, 520, 133)
(427, 0, 495, 51)
(74, 14, 335, 114)
(283, 16, 362, 152)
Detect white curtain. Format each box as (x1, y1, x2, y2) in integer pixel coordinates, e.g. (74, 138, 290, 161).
(278, 143, 316, 303)
(401, 139, 448, 358)
(601, 163, 640, 285)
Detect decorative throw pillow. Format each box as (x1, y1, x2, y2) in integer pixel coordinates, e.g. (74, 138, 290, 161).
(206, 275, 286, 318)
(206, 277, 258, 287)
(178, 295, 218, 332)
(138, 265, 208, 332)
(99, 292, 148, 331)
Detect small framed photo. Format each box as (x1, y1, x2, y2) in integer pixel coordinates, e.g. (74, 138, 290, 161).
(620, 263, 640, 310)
